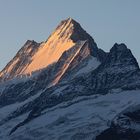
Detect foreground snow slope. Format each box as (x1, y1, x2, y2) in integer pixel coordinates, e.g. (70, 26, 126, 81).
(0, 90, 140, 140)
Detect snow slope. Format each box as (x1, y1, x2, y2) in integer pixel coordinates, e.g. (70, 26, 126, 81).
(0, 90, 140, 140)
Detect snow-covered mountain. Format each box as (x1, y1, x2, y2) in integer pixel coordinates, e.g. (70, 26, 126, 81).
(0, 17, 105, 82)
(0, 18, 140, 140)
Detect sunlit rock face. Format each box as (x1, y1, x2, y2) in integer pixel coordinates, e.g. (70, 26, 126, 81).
(23, 18, 76, 74)
(0, 40, 40, 81)
(0, 17, 101, 81)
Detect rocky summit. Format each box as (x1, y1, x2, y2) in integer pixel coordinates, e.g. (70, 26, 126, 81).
(0, 18, 140, 140)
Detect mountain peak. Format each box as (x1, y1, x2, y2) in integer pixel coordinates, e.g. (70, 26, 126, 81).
(22, 40, 40, 51)
(0, 18, 101, 80)
(57, 17, 78, 27)
(65, 17, 75, 22)
(54, 17, 95, 43)
(102, 43, 140, 73)
(111, 43, 128, 52)
(64, 17, 80, 26)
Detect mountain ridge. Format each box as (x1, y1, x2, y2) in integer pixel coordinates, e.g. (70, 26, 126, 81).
(0, 18, 139, 140)
(0, 17, 105, 82)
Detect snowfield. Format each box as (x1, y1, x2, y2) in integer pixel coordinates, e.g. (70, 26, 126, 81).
(0, 90, 139, 140)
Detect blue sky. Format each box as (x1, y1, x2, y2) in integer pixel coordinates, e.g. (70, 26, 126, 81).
(0, 0, 140, 70)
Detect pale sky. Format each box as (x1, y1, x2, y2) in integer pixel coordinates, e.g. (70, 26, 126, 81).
(0, 0, 140, 70)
